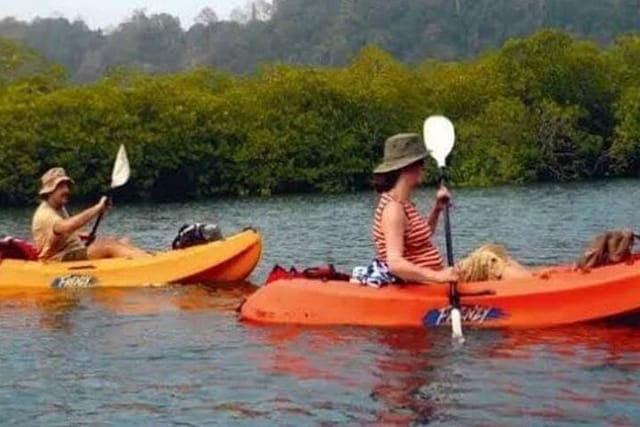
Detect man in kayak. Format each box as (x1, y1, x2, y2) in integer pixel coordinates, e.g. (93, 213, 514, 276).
(32, 167, 149, 261)
(368, 133, 531, 284)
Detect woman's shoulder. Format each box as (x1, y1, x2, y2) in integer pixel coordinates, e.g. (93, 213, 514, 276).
(377, 197, 406, 224)
(377, 192, 399, 209)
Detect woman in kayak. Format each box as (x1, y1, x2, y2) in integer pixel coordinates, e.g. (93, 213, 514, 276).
(370, 133, 531, 284)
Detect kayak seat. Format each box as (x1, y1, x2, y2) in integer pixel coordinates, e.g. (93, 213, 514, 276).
(265, 264, 350, 285)
(0, 237, 39, 261)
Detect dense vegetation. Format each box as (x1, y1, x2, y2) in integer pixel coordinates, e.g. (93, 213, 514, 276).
(2, 0, 640, 81)
(2, 28, 640, 205)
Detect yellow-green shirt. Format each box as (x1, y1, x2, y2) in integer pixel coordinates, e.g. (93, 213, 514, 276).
(32, 202, 84, 261)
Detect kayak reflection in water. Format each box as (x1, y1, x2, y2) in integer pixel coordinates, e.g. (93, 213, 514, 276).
(32, 167, 149, 261)
(369, 134, 531, 285)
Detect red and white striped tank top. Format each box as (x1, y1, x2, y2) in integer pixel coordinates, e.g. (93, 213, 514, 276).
(373, 192, 444, 270)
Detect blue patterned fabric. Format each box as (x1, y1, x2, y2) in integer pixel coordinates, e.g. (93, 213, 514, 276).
(351, 259, 399, 288)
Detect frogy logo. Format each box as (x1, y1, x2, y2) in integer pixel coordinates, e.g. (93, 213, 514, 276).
(51, 275, 97, 289)
(423, 305, 505, 327)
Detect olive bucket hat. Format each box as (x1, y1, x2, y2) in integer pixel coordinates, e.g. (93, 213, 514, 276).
(374, 133, 428, 174)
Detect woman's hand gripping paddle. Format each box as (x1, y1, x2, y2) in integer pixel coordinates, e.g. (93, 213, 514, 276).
(424, 116, 464, 341)
(86, 144, 131, 246)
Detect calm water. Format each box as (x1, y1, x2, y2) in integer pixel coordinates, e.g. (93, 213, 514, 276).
(1, 180, 640, 425)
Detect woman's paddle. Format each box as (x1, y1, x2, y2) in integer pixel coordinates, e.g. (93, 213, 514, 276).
(424, 115, 464, 340)
(86, 144, 131, 246)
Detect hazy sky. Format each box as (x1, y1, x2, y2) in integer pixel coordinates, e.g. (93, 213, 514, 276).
(1, 0, 246, 29)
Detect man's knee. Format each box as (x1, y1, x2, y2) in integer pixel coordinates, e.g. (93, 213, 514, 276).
(118, 236, 132, 246)
(99, 236, 120, 247)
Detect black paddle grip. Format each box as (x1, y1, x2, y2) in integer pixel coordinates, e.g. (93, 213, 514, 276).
(85, 190, 114, 247)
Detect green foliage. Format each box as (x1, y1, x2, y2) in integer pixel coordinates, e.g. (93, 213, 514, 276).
(1, 29, 640, 205)
(4, 0, 640, 81)
(611, 87, 640, 175)
(453, 97, 537, 186)
(533, 100, 603, 180)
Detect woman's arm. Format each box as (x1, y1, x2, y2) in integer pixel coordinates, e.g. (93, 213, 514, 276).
(427, 204, 443, 232)
(381, 201, 457, 284)
(427, 186, 450, 231)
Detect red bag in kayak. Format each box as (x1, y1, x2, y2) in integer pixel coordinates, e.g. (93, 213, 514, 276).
(0, 237, 39, 261)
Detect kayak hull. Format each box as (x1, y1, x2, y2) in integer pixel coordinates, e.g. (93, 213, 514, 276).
(0, 230, 262, 288)
(240, 260, 640, 329)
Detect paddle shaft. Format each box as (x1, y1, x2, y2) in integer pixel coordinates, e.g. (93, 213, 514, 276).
(439, 169, 461, 310)
(86, 189, 113, 247)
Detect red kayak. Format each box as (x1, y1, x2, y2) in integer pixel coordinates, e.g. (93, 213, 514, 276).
(240, 259, 640, 328)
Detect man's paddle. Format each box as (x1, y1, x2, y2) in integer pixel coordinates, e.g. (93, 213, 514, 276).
(86, 144, 131, 246)
(424, 115, 464, 340)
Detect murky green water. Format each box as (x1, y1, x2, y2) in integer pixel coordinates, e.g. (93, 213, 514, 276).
(0, 180, 639, 425)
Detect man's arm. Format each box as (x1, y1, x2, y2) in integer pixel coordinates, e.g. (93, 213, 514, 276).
(53, 197, 108, 236)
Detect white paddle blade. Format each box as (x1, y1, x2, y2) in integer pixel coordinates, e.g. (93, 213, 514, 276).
(424, 116, 455, 168)
(111, 144, 130, 189)
(451, 308, 464, 340)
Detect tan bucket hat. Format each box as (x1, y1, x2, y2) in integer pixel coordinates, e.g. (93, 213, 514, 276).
(39, 167, 74, 196)
(374, 133, 428, 174)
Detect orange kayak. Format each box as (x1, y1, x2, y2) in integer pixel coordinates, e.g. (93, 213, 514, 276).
(240, 259, 640, 328)
(0, 229, 262, 289)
